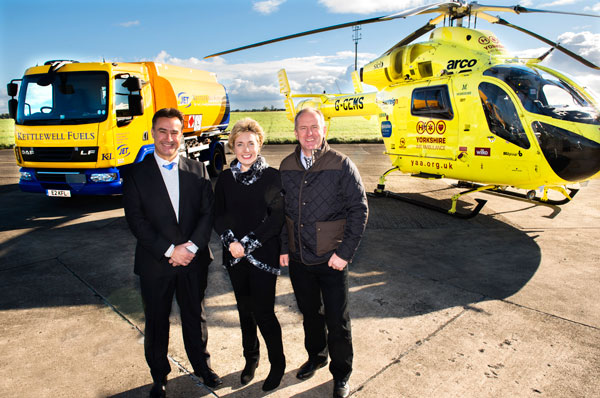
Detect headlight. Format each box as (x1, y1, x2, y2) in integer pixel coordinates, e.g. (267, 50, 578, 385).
(20, 171, 34, 181)
(90, 173, 118, 182)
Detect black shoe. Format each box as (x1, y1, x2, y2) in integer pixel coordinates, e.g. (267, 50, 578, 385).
(296, 358, 328, 380)
(333, 380, 350, 398)
(241, 360, 259, 385)
(196, 368, 223, 388)
(149, 378, 167, 398)
(262, 363, 285, 391)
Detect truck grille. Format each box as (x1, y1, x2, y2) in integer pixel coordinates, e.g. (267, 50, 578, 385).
(20, 147, 98, 162)
(35, 171, 87, 184)
(36, 173, 68, 182)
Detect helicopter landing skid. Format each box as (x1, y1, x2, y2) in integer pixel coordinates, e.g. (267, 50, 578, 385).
(369, 187, 487, 219)
(369, 167, 487, 219)
(454, 182, 579, 206)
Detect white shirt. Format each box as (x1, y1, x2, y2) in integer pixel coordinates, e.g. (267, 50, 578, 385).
(301, 154, 313, 170)
(154, 152, 180, 221)
(153, 153, 198, 257)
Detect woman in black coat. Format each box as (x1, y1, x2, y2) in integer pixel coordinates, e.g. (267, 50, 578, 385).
(214, 118, 285, 391)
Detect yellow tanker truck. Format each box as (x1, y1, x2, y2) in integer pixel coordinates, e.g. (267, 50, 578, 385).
(6, 60, 230, 196)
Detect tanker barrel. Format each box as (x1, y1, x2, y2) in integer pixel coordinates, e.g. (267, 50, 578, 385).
(146, 62, 230, 133)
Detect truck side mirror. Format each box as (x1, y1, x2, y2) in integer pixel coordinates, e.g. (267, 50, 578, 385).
(128, 94, 144, 116)
(8, 99, 18, 119)
(123, 76, 143, 92)
(7, 82, 18, 97)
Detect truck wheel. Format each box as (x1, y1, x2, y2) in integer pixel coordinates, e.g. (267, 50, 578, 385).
(208, 145, 225, 177)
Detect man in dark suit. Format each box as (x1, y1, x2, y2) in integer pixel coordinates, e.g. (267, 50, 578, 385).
(122, 108, 222, 397)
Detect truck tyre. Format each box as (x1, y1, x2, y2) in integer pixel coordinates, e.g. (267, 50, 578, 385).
(207, 144, 225, 177)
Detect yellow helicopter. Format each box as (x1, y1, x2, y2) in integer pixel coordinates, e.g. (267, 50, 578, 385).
(207, 1, 600, 217)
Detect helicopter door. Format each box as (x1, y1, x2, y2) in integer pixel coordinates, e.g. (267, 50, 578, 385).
(478, 82, 533, 185)
(409, 84, 457, 172)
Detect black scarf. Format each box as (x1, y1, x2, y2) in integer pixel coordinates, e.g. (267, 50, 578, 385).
(230, 154, 269, 185)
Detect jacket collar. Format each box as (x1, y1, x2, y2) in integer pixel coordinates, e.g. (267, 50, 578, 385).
(294, 140, 330, 168)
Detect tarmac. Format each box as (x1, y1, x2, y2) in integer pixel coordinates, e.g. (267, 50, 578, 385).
(0, 144, 598, 398)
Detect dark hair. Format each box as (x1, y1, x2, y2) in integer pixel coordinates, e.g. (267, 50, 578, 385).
(152, 108, 184, 129)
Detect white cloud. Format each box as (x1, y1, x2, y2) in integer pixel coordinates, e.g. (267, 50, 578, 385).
(538, 0, 580, 7)
(557, 31, 600, 59)
(253, 0, 285, 15)
(0, 87, 7, 114)
(583, 2, 600, 12)
(152, 50, 376, 109)
(318, 0, 426, 14)
(118, 20, 140, 28)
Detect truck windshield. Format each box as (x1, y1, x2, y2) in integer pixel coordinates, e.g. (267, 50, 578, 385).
(16, 71, 108, 125)
(483, 65, 599, 126)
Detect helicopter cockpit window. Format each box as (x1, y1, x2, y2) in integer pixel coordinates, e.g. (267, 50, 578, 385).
(479, 82, 530, 149)
(411, 85, 453, 120)
(484, 65, 599, 126)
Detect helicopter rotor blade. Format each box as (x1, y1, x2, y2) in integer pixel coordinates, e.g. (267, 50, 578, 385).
(204, 2, 460, 58)
(205, 15, 387, 58)
(383, 15, 445, 55)
(204, 1, 600, 59)
(471, 3, 600, 18)
(383, 1, 462, 19)
(477, 12, 600, 70)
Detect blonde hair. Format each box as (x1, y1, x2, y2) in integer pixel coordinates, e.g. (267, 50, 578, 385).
(228, 118, 265, 151)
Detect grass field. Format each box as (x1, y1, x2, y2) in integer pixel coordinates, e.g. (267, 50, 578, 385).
(230, 111, 381, 144)
(0, 119, 14, 148)
(0, 111, 382, 148)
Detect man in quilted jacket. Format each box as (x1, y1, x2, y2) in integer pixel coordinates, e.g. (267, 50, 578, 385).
(279, 107, 368, 398)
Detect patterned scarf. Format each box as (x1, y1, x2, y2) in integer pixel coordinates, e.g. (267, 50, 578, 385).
(230, 155, 269, 186)
(220, 230, 280, 275)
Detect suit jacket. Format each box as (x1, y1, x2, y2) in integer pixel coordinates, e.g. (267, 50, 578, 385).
(122, 155, 214, 278)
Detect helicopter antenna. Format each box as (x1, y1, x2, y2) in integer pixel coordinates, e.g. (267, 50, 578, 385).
(352, 25, 362, 71)
(537, 46, 556, 62)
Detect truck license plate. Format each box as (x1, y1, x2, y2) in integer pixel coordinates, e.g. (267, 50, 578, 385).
(46, 189, 71, 197)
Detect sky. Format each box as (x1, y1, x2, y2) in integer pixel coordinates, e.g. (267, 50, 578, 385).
(1, 0, 599, 111)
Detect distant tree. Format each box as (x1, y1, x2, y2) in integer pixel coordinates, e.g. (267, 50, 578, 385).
(0, 113, 9, 119)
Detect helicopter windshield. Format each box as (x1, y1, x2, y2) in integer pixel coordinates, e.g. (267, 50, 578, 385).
(483, 65, 599, 126)
(16, 71, 108, 125)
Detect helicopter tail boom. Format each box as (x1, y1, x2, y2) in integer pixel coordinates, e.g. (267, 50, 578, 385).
(278, 68, 380, 123)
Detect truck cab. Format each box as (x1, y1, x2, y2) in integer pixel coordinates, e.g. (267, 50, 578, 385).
(8, 60, 229, 196)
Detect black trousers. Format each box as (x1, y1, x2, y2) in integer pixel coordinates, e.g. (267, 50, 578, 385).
(227, 259, 285, 367)
(140, 266, 211, 382)
(289, 259, 353, 382)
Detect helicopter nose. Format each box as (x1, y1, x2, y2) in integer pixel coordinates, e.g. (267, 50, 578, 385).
(533, 121, 600, 182)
